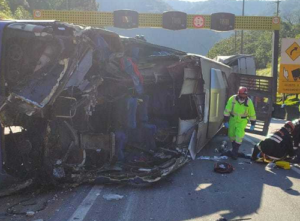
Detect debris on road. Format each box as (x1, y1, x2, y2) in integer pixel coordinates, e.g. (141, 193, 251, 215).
(197, 156, 228, 161)
(214, 162, 234, 174)
(7, 198, 47, 215)
(103, 194, 124, 201)
(26, 211, 35, 217)
(215, 141, 230, 154)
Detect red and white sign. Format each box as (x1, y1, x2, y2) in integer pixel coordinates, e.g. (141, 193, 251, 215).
(193, 16, 205, 28)
(34, 10, 42, 18)
(272, 17, 280, 24)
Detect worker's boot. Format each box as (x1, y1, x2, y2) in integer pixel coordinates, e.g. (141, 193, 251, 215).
(221, 142, 240, 160)
(231, 142, 240, 160)
(251, 145, 260, 161)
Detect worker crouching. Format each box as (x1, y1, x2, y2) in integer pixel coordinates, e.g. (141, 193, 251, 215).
(291, 119, 300, 163)
(251, 121, 295, 162)
(223, 87, 256, 160)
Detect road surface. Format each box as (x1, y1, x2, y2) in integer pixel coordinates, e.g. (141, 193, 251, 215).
(0, 119, 300, 221)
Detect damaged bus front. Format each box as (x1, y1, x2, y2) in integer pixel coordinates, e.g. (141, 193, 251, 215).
(0, 21, 231, 190)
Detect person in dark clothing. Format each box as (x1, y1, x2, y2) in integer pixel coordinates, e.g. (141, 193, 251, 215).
(291, 119, 300, 163)
(251, 121, 295, 161)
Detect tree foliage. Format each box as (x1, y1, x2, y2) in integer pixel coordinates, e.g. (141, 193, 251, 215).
(208, 21, 300, 69)
(1, 0, 99, 20)
(14, 6, 32, 19)
(26, 0, 98, 11)
(0, 0, 12, 19)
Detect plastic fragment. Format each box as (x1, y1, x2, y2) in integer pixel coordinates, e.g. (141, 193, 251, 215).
(103, 194, 124, 201)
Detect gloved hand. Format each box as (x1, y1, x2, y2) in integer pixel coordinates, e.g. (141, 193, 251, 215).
(224, 122, 229, 128)
(250, 125, 255, 131)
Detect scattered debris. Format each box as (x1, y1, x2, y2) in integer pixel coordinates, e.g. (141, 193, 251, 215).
(26, 211, 35, 217)
(7, 198, 47, 215)
(197, 156, 228, 161)
(215, 141, 229, 153)
(214, 162, 234, 174)
(0, 179, 33, 197)
(103, 194, 124, 201)
(266, 162, 276, 170)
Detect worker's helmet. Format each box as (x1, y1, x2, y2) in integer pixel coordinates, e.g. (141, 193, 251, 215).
(237, 86, 248, 98)
(284, 121, 295, 132)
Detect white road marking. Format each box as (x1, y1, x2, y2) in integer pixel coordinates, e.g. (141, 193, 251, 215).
(291, 166, 300, 175)
(68, 185, 103, 221)
(120, 192, 137, 221)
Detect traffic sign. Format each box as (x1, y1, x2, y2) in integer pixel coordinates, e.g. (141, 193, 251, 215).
(279, 38, 300, 93)
(193, 16, 205, 28)
(279, 64, 300, 93)
(285, 42, 300, 61)
(162, 11, 187, 30)
(34, 10, 42, 18)
(33, 10, 281, 31)
(272, 17, 280, 25)
(113, 10, 139, 29)
(211, 13, 235, 31)
(281, 39, 300, 64)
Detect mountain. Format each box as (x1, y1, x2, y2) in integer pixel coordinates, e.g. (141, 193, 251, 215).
(97, 0, 172, 13)
(97, 0, 300, 56)
(97, 0, 226, 55)
(164, 0, 300, 20)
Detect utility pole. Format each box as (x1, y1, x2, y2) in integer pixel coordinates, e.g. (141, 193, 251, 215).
(240, 0, 245, 54)
(275, 0, 281, 16)
(235, 31, 237, 54)
(274, 1, 282, 101)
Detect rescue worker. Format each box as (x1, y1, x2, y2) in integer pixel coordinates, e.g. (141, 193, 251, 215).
(291, 119, 300, 163)
(251, 121, 295, 161)
(223, 87, 256, 160)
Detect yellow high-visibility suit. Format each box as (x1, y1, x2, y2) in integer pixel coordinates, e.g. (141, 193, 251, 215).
(224, 95, 256, 144)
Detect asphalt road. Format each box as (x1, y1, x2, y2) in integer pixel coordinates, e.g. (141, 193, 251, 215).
(1, 119, 300, 221)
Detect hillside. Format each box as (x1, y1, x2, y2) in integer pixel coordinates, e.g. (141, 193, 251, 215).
(97, 0, 227, 55)
(97, 0, 172, 13)
(164, 0, 276, 15)
(164, 0, 300, 22)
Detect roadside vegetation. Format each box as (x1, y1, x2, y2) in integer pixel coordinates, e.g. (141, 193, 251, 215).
(0, 0, 99, 20)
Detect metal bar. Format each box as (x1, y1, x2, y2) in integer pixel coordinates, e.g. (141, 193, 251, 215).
(240, 0, 245, 54)
(33, 10, 281, 31)
(272, 30, 280, 101)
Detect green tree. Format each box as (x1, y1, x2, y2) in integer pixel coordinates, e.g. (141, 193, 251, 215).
(14, 6, 32, 19)
(8, 0, 29, 13)
(208, 21, 300, 69)
(0, 0, 12, 19)
(26, 0, 98, 11)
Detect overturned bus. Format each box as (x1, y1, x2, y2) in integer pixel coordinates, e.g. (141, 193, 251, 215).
(0, 21, 273, 190)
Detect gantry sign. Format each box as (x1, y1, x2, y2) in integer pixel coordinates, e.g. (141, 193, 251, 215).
(33, 10, 280, 31)
(33, 10, 281, 98)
